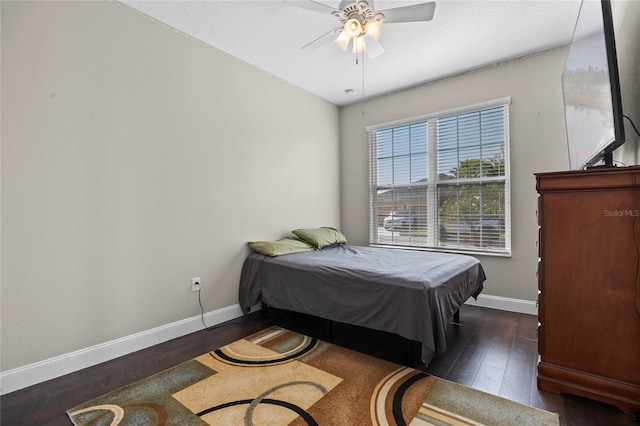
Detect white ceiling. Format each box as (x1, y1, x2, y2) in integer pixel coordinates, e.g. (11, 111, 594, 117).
(121, 0, 582, 106)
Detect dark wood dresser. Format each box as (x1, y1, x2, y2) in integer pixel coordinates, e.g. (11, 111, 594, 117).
(535, 166, 640, 416)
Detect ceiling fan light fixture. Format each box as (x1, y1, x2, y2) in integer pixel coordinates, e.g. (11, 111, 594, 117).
(343, 18, 362, 38)
(364, 15, 384, 40)
(352, 36, 366, 53)
(335, 31, 351, 50)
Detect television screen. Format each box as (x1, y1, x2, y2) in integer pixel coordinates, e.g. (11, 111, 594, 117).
(562, 0, 624, 170)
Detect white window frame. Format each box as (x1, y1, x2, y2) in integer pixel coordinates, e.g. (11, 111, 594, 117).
(367, 97, 511, 256)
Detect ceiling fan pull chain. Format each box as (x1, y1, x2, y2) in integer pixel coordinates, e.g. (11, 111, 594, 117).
(361, 49, 365, 102)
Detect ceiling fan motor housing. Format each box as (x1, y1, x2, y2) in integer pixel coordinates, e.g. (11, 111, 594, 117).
(335, 1, 375, 24)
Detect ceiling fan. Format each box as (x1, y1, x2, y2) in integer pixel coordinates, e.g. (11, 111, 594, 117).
(284, 0, 436, 59)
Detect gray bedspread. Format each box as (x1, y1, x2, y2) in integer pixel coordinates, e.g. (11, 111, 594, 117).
(239, 245, 485, 364)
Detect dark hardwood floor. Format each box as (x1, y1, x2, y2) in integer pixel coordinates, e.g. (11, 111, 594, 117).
(1, 305, 636, 425)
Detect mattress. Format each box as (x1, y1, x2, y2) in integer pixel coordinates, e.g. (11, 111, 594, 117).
(239, 245, 485, 364)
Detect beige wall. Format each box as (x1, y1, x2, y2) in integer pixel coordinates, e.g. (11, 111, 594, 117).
(1, 1, 340, 371)
(339, 0, 640, 302)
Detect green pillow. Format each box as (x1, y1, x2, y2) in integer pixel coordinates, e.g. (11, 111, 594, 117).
(291, 227, 347, 249)
(248, 238, 315, 257)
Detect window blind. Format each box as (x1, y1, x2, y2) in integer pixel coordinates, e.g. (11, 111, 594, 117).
(369, 100, 511, 255)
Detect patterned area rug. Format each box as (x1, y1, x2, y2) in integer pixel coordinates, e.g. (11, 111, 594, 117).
(67, 326, 559, 425)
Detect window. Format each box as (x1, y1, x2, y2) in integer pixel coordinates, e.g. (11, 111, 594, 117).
(368, 98, 511, 255)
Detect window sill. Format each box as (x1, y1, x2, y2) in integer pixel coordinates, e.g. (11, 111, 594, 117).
(369, 243, 512, 258)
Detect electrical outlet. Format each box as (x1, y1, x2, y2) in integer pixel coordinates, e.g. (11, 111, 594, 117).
(191, 277, 201, 292)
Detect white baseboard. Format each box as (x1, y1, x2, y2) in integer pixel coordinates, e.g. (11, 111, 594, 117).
(465, 294, 538, 316)
(1, 297, 535, 395)
(0, 304, 244, 396)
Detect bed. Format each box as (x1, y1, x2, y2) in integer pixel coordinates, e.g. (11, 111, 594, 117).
(239, 242, 485, 365)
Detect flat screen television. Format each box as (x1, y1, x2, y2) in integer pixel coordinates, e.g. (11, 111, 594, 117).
(562, 0, 624, 170)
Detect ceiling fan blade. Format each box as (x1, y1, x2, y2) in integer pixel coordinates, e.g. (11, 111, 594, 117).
(302, 28, 340, 51)
(365, 36, 385, 59)
(283, 0, 340, 16)
(378, 2, 436, 24)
